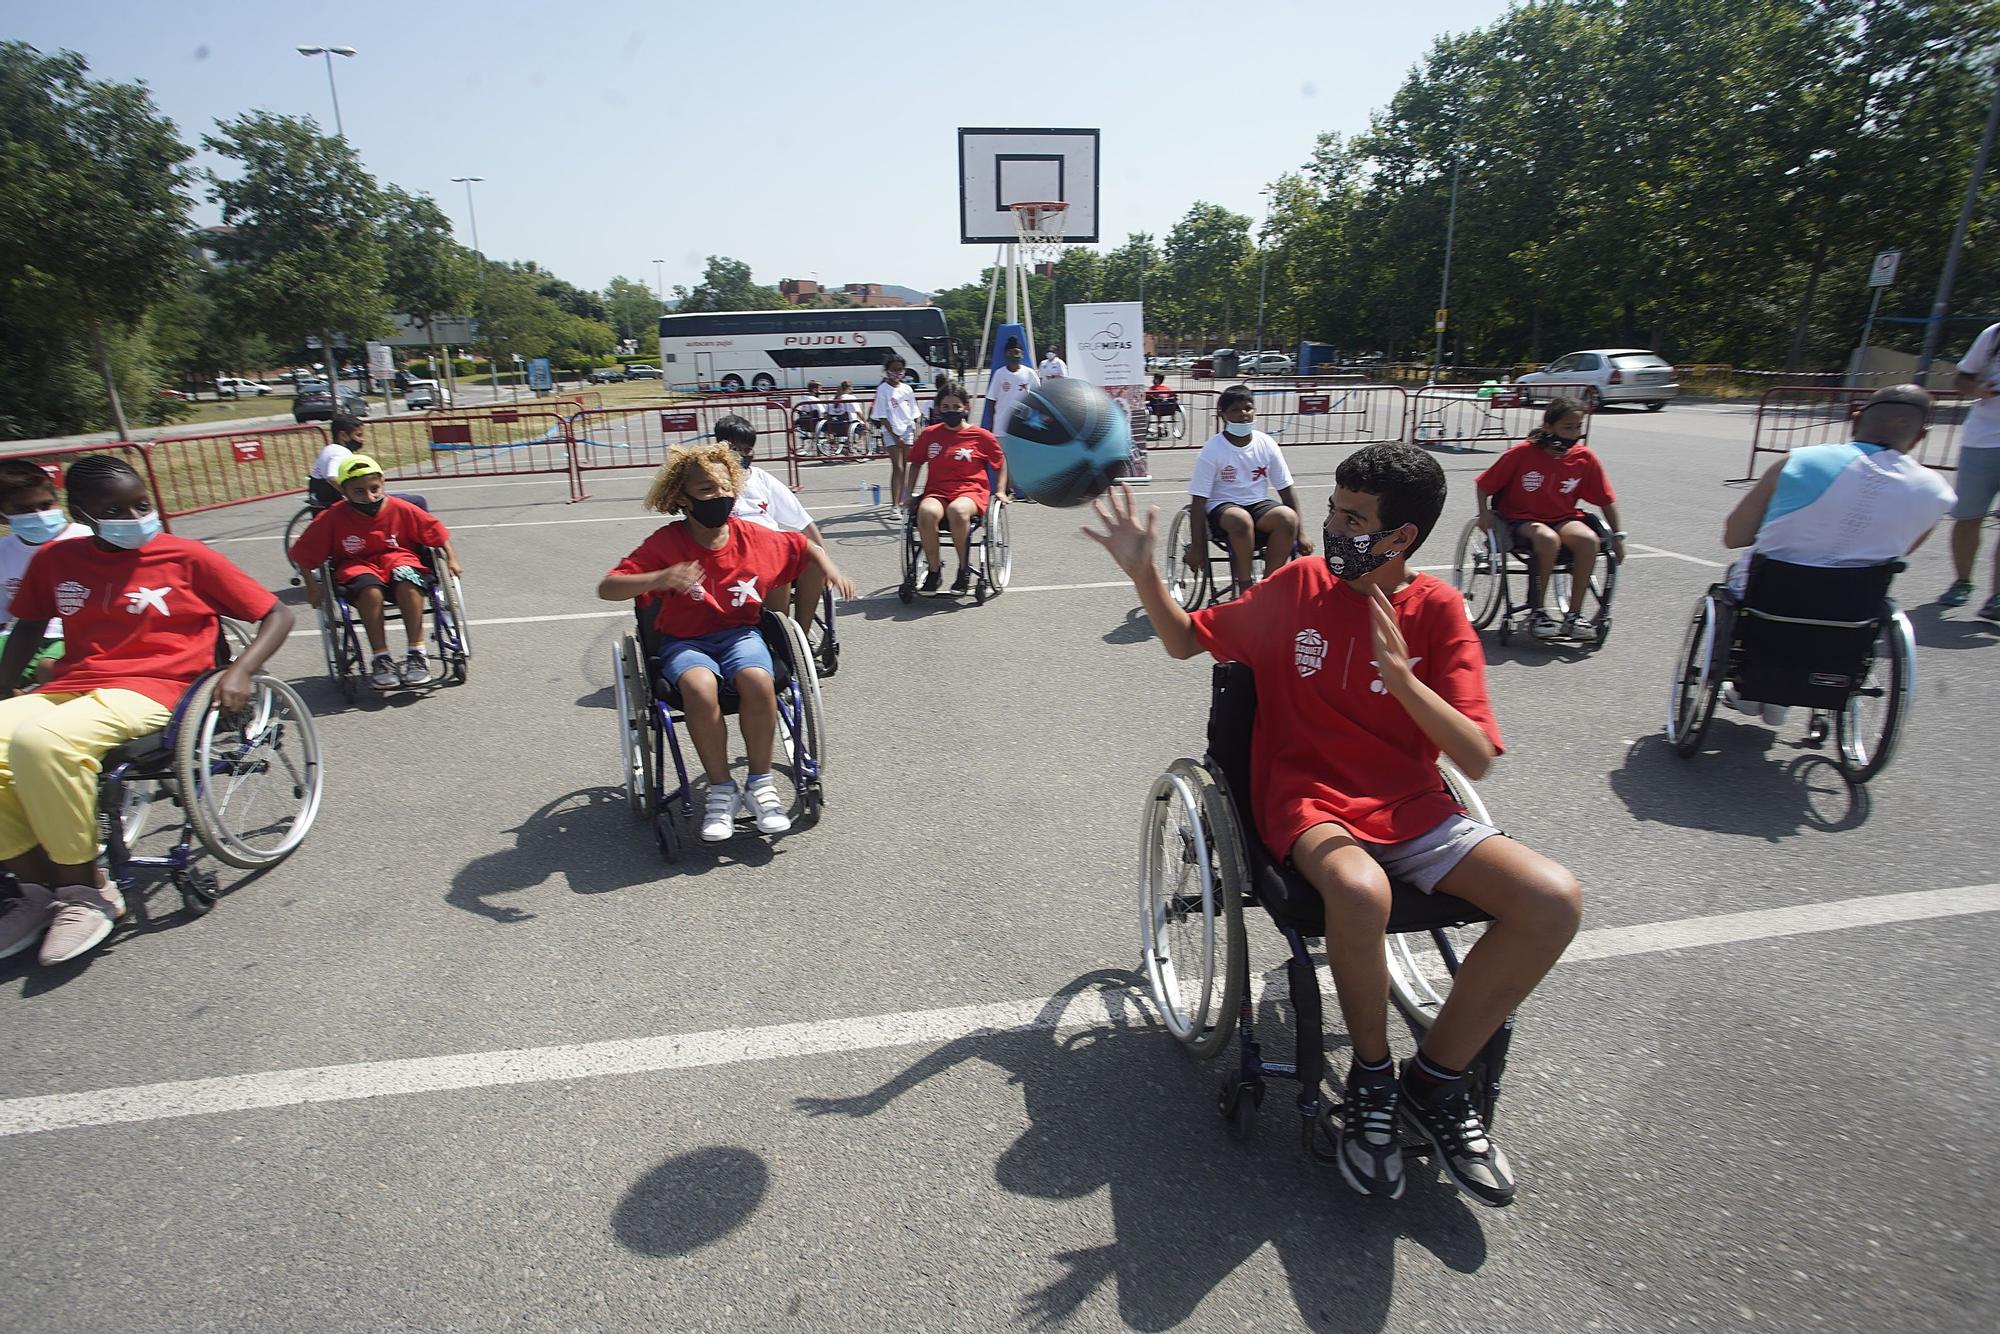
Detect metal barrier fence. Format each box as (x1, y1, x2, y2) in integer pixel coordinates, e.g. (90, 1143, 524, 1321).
(3, 440, 167, 524)
(145, 424, 329, 520)
(1256, 384, 1409, 448)
(1742, 386, 1969, 480)
(571, 399, 800, 494)
(362, 407, 581, 497)
(1407, 382, 1598, 452)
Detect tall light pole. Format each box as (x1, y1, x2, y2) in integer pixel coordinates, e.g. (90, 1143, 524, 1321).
(1430, 155, 1463, 384)
(1253, 185, 1274, 358)
(652, 258, 668, 313)
(453, 176, 497, 398)
(299, 45, 356, 394)
(1916, 64, 2000, 386)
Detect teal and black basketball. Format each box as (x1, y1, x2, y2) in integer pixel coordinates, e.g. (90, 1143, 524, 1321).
(1000, 378, 1132, 507)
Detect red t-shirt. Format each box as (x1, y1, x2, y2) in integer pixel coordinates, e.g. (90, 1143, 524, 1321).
(289, 496, 448, 582)
(1189, 560, 1503, 854)
(12, 534, 277, 708)
(910, 424, 1005, 502)
(1476, 439, 1614, 525)
(609, 518, 809, 640)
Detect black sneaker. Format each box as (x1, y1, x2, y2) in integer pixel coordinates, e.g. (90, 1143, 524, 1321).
(1399, 1062, 1515, 1207)
(1337, 1062, 1405, 1199)
(950, 567, 972, 596)
(919, 568, 943, 596)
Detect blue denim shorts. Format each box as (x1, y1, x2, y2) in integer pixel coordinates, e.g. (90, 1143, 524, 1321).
(656, 625, 773, 687)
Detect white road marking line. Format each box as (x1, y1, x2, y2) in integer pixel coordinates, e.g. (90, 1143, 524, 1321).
(2, 883, 1992, 1138)
(1627, 542, 1727, 569)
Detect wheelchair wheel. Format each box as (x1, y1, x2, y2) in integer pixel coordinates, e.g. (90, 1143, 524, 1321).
(1386, 762, 1493, 1033)
(176, 672, 325, 870)
(1162, 506, 1210, 611)
(1169, 408, 1187, 441)
(1138, 758, 1248, 1060)
(1547, 535, 1618, 647)
(613, 635, 654, 814)
(281, 505, 314, 581)
(1450, 518, 1505, 630)
(1666, 593, 1724, 756)
(775, 612, 827, 816)
(897, 505, 918, 603)
(810, 590, 840, 678)
(1834, 606, 1913, 784)
(434, 557, 471, 683)
(983, 499, 1014, 594)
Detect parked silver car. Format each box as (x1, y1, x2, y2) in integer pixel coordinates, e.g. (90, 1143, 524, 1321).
(405, 380, 452, 410)
(1516, 348, 1677, 411)
(1240, 351, 1296, 376)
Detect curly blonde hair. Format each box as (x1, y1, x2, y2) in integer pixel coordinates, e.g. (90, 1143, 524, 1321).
(644, 443, 744, 516)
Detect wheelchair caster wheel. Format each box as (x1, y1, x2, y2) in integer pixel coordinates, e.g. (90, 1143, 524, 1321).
(653, 812, 682, 861)
(816, 643, 840, 678)
(1804, 712, 1830, 748)
(176, 870, 219, 917)
(975, 582, 988, 606)
(897, 581, 914, 606)
(1217, 1077, 1263, 1142)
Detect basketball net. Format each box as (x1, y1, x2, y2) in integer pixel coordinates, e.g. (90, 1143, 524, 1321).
(1010, 201, 1070, 269)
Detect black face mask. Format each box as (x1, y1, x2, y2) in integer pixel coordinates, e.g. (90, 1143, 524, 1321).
(941, 410, 968, 427)
(349, 497, 386, 517)
(687, 495, 735, 528)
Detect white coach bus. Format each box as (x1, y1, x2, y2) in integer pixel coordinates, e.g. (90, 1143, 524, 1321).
(657, 307, 957, 393)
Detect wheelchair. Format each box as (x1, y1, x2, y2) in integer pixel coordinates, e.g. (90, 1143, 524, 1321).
(1160, 503, 1301, 611)
(897, 481, 1013, 605)
(1666, 555, 1915, 784)
(812, 410, 868, 458)
(313, 543, 470, 700)
(805, 586, 841, 678)
(611, 604, 826, 859)
(1449, 512, 1619, 646)
(1145, 395, 1187, 441)
(97, 620, 325, 921)
(1137, 662, 1512, 1158)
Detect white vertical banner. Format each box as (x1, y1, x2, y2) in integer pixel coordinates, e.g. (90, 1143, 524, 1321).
(1066, 301, 1149, 479)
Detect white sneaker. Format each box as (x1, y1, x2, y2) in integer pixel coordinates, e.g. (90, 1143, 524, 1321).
(1723, 684, 1760, 717)
(700, 783, 740, 842)
(743, 775, 791, 835)
(1762, 703, 1791, 726)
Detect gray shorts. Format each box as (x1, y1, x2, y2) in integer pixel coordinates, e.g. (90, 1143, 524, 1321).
(1949, 445, 2000, 520)
(1366, 813, 1500, 895)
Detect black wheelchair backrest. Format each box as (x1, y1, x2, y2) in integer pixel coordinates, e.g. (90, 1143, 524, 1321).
(1736, 556, 1897, 707)
(1742, 556, 1900, 624)
(1205, 662, 1259, 835)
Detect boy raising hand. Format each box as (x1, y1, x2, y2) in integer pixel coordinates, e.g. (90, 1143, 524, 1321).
(1084, 442, 1582, 1208)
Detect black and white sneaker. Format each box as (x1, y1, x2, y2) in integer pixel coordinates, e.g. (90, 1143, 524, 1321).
(1399, 1062, 1515, 1207)
(919, 568, 943, 596)
(1337, 1062, 1405, 1199)
(950, 567, 972, 596)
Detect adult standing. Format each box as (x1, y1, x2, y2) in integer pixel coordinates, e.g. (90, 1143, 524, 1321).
(1941, 321, 2000, 619)
(984, 340, 1041, 438)
(1039, 344, 1068, 380)
(869, 355, 922, 507)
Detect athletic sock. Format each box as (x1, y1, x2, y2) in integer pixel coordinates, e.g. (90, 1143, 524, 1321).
(1406, 1052, 1466, 1092)
(1352, 1054, 1393, 1079)
(746, 772, 772, 786)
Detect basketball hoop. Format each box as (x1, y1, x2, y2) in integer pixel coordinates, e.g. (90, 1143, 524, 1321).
(1010, 201, 1071, 267)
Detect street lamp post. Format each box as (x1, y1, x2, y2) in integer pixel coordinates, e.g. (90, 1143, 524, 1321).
(652, 259, 667, 314)
(1253, 186, 1273, 359)
(453, 176, 497, 399)
(1430, 155, 1463, 384)
(1915, 64, 2000, 386)
(299, 45, 356, 399)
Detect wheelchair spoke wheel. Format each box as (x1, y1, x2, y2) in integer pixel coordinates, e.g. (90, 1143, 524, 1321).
(176, 673, 325, 870)
(1450, 518, 1505, 629)
(775, 612, 827, 817)
(1170, 410, 1186, 441)
(1667, 594, 1723, 756)
(1138, 758, 1247, 1060)
(984, 500, 1014, 593)
(1162, 506, 1208, 611)
(898, 506, 918, 603)
(437, 562, 472, 683)
(1835, 608, 1912, 784)
(613, 636, 651, 814)
(1387, 761, 1492, 1034)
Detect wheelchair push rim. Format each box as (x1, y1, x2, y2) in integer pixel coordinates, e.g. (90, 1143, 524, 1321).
(1666, 594, 1722, 755)
(1450, 518, 1505, 630)
(774, 611, 828, 811)
(1834, 608, 1913, 783)
(613, 635, 653, 814)
(1385, 762, 1493, 1029)
(1138, 759, 1246, 1059)
(984, 499, 1013, 593)
(1161, 506, 1209, 612)
(436, 556, 472, 682)
(177, 672, 325, 870)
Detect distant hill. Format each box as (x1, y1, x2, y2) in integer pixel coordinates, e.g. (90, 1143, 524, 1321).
(879, 284, 929, 305)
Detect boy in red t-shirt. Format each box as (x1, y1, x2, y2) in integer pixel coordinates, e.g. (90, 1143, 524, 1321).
(0, 455, 293, 967)
(906, 381, 1009, 596)
(1474, 399, 1625, 642)
(289, 454, 462, 690)
(599, 444, 855, 842)
(1084, 442, 1581, 1209)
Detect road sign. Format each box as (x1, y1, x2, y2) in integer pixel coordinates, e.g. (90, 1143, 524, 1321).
(528, 357, 553, 393)
(385, 313, 477, 347)
(1434, 308, 1449, 333)
(1869, 249, 1901, 288)
(367, 341, 395, 379)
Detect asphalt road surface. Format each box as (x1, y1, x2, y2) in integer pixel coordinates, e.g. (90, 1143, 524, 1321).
(2, 401, 1995, 1332)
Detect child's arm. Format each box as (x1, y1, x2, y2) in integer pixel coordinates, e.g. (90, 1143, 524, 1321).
(804, 542, 857, 602)
(1366, 587, 1496, 780)
(0, 618, 51, 699)
(1081, 484, 1202, 659)
(1276, 485, 1312, 553)
(216, 603, 296, 711)
(440, 537, 463, 578)
(1599, 502, 1625, 561)
(598, 563, 698, 601)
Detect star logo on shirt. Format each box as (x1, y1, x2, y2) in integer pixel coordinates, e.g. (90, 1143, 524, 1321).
(125, 586, 170, 615)
(1560, 477, 1582, 494)
(1369, 656, 1422, 694)
(1251, 465, 1270, 481)
(952, 446, 976, 462)
(728, 576, 761, 608)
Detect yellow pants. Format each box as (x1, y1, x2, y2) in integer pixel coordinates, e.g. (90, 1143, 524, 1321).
(0, 689, 172, 866)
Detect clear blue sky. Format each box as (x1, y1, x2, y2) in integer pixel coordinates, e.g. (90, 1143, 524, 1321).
(13, 0, 1512, 298)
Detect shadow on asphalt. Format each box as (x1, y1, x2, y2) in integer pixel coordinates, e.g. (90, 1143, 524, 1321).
(1608, 733, 1870, 839)
(792, 969, 1487, 1332)
(1903, 602, 2000, 651)
(1103, 606, 1156, 645)
(613, 1145, 770, 1258)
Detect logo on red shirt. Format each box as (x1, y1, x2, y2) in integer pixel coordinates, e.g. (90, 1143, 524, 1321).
(55, 581, 89, 616)
(342, 534, 366, 553)
(727, 577, 761, 608)
(124, 587, 170, 615)
(1521, 471, 1544, 492)
(1560, 477, 1581, 494)
(952, 446, 976, 462)
(1294, 628, 1327, 677)
(1369, 656, 1421, 694)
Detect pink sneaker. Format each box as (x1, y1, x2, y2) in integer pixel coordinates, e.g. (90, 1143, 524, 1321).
(0, 883, 57, 961)
(38, 881, 126, 965)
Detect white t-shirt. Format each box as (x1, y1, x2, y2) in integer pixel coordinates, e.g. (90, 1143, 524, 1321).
(1039, 355, 1068, 379)
(0, 522, 91, 633)
(1955, 322, 2000, 450)
(1190, 431, 1294, 506)
(310, 442, 354, 481)
(870, 379, 921, 440)
(733, 466, 815, 533)
(986, 364, 1041, 436)
(824, 395, 855, 420)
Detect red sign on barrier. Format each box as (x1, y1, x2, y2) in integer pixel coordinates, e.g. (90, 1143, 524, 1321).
(1298, 394, 1330, 415)
(660, 412, 699, 432)
(430, 423, 475, 446)
(491, 410, 519, 423)
(1488, 391, 1523, 409)
(231, 439, 264, 463)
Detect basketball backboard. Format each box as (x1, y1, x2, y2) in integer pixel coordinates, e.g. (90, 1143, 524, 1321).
(958, 127, 1100, 245)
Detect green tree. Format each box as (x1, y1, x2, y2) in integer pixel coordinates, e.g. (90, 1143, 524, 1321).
(205, 111, 391, 378)
(0, 43, 194, 437)
(379, 185, 476, 357)
(1161, 202, 1253, 347)
(603, 275, 660, 343)
(671, 256, 785, 312)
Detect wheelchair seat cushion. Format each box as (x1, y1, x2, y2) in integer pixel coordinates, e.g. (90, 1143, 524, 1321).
(1254, 855, 1491, 936)
(101, 729, 171, 777)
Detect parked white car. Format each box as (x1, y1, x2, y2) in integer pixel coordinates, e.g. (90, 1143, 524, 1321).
(215, 377, 270, 398)
(1516, 348, 1677, 411)
(405, 380, 452, 410)
(1240, 351, 1296, 376)
(625, 364, 662, 379)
